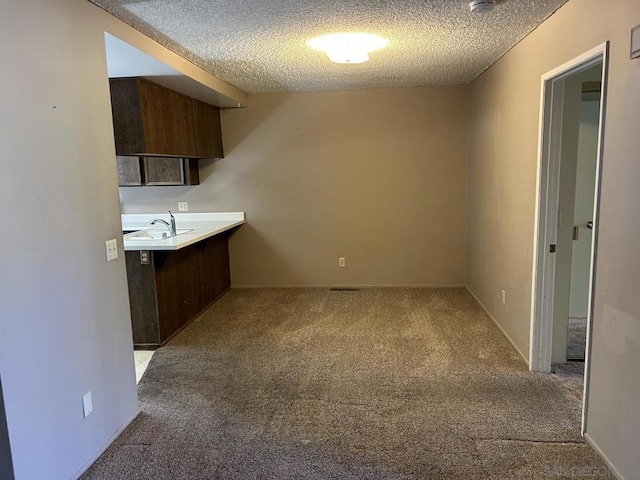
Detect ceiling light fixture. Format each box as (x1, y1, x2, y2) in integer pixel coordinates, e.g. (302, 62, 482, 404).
(469, 0, 496, 13)
(308, 33, 389, 64)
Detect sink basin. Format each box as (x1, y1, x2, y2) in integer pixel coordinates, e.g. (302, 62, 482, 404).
(126, 228, 193, 241)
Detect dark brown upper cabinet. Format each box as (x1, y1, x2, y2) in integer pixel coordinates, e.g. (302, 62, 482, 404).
(109, 78, 196, 157)
(109, 78, 224, 159)
(192, 99, 224, 158)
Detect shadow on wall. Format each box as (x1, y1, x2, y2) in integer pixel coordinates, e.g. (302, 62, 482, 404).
(228, 223, 311, 286)
(196, 157, 225, 185)
(219, 93, 289, 155)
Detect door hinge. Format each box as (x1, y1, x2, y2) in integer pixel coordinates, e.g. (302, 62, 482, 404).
(550, 244, 557, 253)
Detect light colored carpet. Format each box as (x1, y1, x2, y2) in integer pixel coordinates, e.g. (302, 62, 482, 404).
(567, 317, 587, 360)
(551, 362, 585, 405)
(83, 288, 611, 479)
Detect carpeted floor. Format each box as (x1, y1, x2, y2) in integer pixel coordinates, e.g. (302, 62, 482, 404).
(83, 288, 611, 479)
(551, 362, 585, 406)
(567, 317, 587, 360)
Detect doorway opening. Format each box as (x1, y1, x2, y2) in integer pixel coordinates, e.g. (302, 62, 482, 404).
(564, 80, 601, 364)
(529, 43, 609, 435)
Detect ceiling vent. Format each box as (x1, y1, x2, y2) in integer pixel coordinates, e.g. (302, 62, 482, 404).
(469, 0, 496, 13)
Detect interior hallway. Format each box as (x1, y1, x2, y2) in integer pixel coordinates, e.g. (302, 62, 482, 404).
(84, 288, 610, 479)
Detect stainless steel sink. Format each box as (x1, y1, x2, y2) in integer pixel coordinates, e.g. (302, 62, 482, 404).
(125, 228, 193, 241)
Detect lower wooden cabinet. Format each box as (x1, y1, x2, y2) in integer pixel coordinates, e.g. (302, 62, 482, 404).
(125, 233, 231, 348)
(116, 156, 200, 186)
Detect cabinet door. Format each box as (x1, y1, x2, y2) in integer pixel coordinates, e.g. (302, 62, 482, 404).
(144, 157, 185, 185)
(192, 99, 224, 158)
(109, 79, 145, 155)
(155, 248, 204, 343)
(138, 79, 197, 157)
(125, 251, 161, 347)
(116, 156, 143, 186)
(202, 234, 231, 305)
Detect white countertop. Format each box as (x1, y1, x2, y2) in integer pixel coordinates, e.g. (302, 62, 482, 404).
(122, 212, 244, 251)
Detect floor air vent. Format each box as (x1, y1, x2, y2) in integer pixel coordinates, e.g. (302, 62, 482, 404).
(329, 287, 360, 291)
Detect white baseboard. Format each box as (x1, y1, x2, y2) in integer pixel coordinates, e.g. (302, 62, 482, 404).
(70, 408, 140, 480)
(584, 432, 625, 480)
(466, 287, 530, 367)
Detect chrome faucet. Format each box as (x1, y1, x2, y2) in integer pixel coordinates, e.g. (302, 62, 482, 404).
(168, 210, 176, 236)
(150, 210, 177, 237)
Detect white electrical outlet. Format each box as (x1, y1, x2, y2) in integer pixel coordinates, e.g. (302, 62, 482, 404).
(82, 391, 93, 418)
(178, 202, 189, 212)
(339, 257, 346, 268)
(105, 239, 118, 262)
(501, 290, 506, 305)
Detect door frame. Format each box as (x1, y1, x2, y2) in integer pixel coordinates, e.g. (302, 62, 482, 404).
(528, 42, 609, 434)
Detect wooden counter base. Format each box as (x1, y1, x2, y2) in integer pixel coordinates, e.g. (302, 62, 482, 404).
(125, 233, 231, 348)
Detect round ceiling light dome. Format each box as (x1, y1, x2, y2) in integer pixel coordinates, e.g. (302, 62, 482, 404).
(469, 0, 496, 13)
(308, 33, 389, 64)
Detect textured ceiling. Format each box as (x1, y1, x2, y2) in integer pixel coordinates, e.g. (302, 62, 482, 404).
(90, 0, 568, 94)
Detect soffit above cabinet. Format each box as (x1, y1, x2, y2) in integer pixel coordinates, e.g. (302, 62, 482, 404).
(105, 33, 244, 108)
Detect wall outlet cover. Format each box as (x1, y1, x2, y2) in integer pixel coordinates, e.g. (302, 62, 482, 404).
(105, 239, 118, 262)
(178, 202, 189, 212)
(82, 391, 93, 418)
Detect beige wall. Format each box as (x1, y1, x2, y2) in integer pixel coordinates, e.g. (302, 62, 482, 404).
(120, 87, 469, 287)
(0, 1, 137, 477)
(467, 0, 640, 476)
(0, 0, 242, 479)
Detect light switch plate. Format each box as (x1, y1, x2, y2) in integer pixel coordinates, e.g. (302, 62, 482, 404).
(82, 391, 93, 418)
(632, 24, 640, 59)
(105, 239, 118, 262)
(178, 202, 189, 212)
